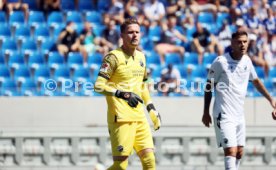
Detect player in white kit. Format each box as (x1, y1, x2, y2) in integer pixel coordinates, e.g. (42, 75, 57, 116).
(202, 30, 276, 170)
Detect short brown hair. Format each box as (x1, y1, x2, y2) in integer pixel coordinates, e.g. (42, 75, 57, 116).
(120, 18, 140, 33)
(232, 30, 248, 39)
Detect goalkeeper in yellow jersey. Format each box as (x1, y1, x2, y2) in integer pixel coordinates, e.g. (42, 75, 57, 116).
(94, 18, 161, 170)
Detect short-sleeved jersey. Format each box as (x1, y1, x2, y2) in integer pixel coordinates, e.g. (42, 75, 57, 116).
(207, 53, 258, 120)
(98, 48, 147, 123)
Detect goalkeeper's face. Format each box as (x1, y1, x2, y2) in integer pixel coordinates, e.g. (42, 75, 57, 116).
(121, 24, 141, 48)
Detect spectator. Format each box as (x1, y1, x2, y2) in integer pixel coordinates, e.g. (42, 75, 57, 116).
(124, 0, 143, 18)
(158, 64, 181, 96)
(188, 0, 217, 16)
(257, 0, 270, 21)
(248, 34, 269, 77)
(263, 34, 276, 67)
(102, 19, 120, 50)
(39, 0, 61, 17)
(107, 0, 124, 24)
(244, 6, 262, 35)
(6, 0, 29, 21)
(191, 22, 223, 64)
(263, 8, 275, 37)
(143, 0, 166, 25)
(57, 21, 82, 58)
(0, 0, 7, 11)
(79, 22, 111, 62)
(155, 14, 186, 64)
(217, 20, 232, 52)
(166, 0, 186, 24)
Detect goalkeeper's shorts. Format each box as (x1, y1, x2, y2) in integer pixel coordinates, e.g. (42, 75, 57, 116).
(108, 121, 154, 156)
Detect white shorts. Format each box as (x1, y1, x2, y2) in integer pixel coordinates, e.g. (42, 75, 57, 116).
(213, 112, 246, 148)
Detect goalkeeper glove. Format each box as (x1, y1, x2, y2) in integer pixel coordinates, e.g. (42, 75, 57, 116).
(115, 90, 143, 108)
(147, 103, 161, 130)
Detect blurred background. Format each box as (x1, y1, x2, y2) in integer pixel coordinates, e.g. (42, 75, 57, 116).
(0, 0, 275, 169)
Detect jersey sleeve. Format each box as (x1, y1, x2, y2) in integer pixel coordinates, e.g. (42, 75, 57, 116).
(249, 59, 258, 81)
(207, 58, 222, 83)
(98, 54, 118, 80)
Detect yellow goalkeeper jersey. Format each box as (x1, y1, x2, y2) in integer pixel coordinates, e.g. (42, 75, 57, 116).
(98, 47, 147, 123)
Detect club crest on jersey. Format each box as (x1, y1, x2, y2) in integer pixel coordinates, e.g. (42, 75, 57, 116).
(140, 60, 144, 67)
(100, 63, 109, 72)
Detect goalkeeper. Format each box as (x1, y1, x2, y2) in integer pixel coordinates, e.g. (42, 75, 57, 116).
(94, 18, 161, 170)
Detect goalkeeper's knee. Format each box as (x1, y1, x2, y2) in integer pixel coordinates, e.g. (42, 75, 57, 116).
(107, 160, 128, 170)
(140, 151, 156, 170)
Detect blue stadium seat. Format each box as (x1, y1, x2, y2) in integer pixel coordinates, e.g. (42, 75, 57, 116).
(20, 78, 37, 96)
(47, 12, 63, 27)
(27, 53, 45, 69)
(88, 52, 103, 68)
(186, 27, 196, 41)
(13, 65, 31, 82)
(61, 0, 75, 11)
(1, 78, 18, 96)
(73, 66, 90, 82)
(48, 52, 65, 68)
(198, 12, 215, 24)
(14, 25, 31, 40)
(148, 26, 161, 42)
(176, 65, 187, 78)
(21, 38, 37, 54)
(184, 52, 198, 67)
(0, 25, 11, 38)
(190, 65, 207, 80)
(28, 11, 45, 27)
(34, 25, 50, 40)
(1, 38, 17, 53)
(33, 65, 50, 83)
(78, 0, 95, 11)
(97, 0, 110, 12)
(165, 53, 182, 65)
(255, 66, 265, 80)
(203, 53, 217, 66)
(67, 52, 84, 69)
(53, 65, 70, 81)
(93, 24, 105, 37)
(8, 52, 25, 68)
(145, 51, 161, 66)
(141, 38, 154, 51)
(41, 39, 56, 54)
(52, 24, 65, 40)
(85, 11, 102, 24)
(9, 11, 25, 26)
(268, 68, 276, 80)
(151, 65, 164, 79)
(0, 55, 5, 64)
(66, 11, 83, 24)
(0, 11, 6, 24)
(216, 12, 230, 27)
(0, 64, 10, 79)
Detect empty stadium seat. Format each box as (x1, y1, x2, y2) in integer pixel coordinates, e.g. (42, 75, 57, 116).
(27, 53, 45, 69)
(33, 65, 50, 83)
(203, 53, 217, 66)
(9, 11, 25, 26)
(176, 65, 188, 78)
(0, 25, 11, 38)
(34, 25, 50, 41)
(47, 12, 63, 27)
(21, 38, 37, 54)
(198, 12, 215, 24)
(20, 78, 37, 96)
(28, 11, 45, 27)
(48, 52, 65, 68)
(67, 52, 84, 69)
(268, 68, 276, 81)
(145, 51, 161, 66)
(14, 25, 31, 40)
(165, 53, 182, 65)
(73, 66, 90, 81)
(66, 11, 83, 24)
(41, 38, 56, 53)
(190, 66, 207, 80)
(88, 52, 103, 68)
(0, 78, 18, 96)
(1, 38, 17, 53)
(0, 64, 10, 79)
(0, 55, 5, 64)
(255, 66, 266, 80)
(0, 11, 6, 24)
(8, 52, 25, 68)
(184, 52, 198, 67)
(85, 11, 102, 24)
(53, 65, 70, 81)
(148, 26, 161, 42)
(13, 65, 31, 82)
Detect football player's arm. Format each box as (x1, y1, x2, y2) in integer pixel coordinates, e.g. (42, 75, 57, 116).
(94, 54, 143, 107)
(142, 70, 161, 130)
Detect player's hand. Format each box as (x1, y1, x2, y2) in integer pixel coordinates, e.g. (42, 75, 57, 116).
(272, 109, 276, 120)
(149, 109, 161, 131)
(115, 90, 143, 107)
(202, 110, 212, 127)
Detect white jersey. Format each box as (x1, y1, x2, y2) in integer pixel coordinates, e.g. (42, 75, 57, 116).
(207, 53, 258, 120)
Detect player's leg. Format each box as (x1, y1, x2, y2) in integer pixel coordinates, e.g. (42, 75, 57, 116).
(213, 113, 238, 170)
(235, 119, 246, 170)
(134, 121, 156, 170)
(108, 122, 136, 170)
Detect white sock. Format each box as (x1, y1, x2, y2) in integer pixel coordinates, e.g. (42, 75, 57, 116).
(236, 159, 241, 170)
(224, 156, 236, 170)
